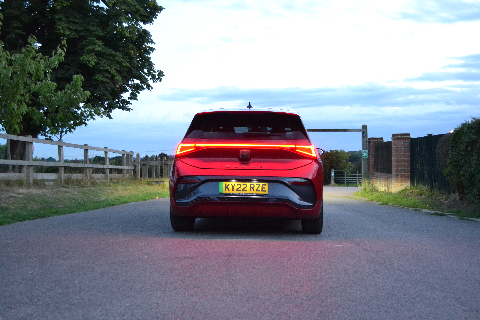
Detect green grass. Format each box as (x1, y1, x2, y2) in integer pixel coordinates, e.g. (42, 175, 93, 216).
(0, 179, 169, 226)
(354, 181, 480, 219)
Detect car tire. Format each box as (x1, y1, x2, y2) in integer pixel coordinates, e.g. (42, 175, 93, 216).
(170, 208, 196, 232)
(301, 202, 323, 234)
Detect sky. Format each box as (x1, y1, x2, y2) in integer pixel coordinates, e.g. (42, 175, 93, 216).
(25, 0, 480, 159)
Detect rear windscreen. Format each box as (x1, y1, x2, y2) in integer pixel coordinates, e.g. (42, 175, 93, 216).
(185, 112, 309, 140)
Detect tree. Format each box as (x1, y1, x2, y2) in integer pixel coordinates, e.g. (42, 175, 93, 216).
(1, 13, 91, 168)
(347, 151, 362, 173)
(0, 142, 6, 158)
(321, 150, 350, 184)
(0, 33, 91, 137)
(0, 1, 164, 145)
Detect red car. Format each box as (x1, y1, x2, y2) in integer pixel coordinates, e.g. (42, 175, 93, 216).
(169, 105, 324, 234)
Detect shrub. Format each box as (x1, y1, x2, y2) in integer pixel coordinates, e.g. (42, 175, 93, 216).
(446, 118, 480, 202)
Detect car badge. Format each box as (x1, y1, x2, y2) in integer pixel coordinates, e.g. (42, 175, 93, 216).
(239, 149, 250, 160)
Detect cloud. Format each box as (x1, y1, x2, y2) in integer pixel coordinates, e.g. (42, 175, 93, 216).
(409, 53, 480, 82)
(158, 83, 478, 110)
(397, 0, 480, 23)
(157, 52, 480, 111)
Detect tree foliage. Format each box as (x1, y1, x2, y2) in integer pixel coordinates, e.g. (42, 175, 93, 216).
(0, 142, 6, 159)
(0, 28, 91, 137)
(0, 0, 164, 138)
(446, 118, 480, 202)
(321, 150, 350, 184)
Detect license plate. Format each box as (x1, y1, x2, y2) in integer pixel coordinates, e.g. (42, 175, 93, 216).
(219, 182, 268, 194)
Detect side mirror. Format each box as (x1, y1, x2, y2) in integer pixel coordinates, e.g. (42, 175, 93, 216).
(316, 148, 325, 156)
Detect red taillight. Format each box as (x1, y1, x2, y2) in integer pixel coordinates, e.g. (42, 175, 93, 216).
(295, 145, 317, 158)
(176, 144, 196, 155)
(175, 143, 317, 158)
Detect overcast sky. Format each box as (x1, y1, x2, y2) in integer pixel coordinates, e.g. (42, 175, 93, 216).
(29, 0, 480, 159)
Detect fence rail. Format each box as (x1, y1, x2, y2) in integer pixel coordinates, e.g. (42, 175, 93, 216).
(0, 133, 135, 184)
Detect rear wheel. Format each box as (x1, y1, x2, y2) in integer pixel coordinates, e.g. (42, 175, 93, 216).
(301, 202, 323, 234)
(170, 208, 195, 232)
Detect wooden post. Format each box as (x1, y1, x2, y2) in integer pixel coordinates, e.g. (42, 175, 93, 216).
(361, 124, 368, 181)
(84, 145, 90, 181)
(104, 148, 110, 181)
(143, 156, 149, 179)
(58, 144, 65, 184)
(129, 153, 134, 178)
(136, 153, 141, 179)
(26, 136, 33, 185)
(157, 156, 162, 178)
(122, 150, 126, 179)
(152, 156, 156, 179)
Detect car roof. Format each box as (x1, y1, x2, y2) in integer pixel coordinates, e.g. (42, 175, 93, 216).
(198, 107, 300, 116)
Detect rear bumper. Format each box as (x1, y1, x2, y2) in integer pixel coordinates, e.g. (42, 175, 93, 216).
(170, 198, 322, 219)
(170, 175, 323, 219)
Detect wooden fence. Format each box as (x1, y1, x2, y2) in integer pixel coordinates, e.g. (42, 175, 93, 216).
(410, 133, 452, 192)
(136, 154, 173, 180)
(0, 133, 135, 184)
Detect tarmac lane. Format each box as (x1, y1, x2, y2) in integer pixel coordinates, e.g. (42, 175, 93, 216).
(1, 186, 480, 319)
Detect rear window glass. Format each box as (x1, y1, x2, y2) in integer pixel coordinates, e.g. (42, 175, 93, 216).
(185, 112, 309, 140)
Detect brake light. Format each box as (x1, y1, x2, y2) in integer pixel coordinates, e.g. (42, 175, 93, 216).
(175, 143, 317, 158)
(176, 144, 196, 155)
(295, 145, 317, 158)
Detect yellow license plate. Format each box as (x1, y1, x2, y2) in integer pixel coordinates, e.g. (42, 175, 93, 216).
(219, 182, 268, 194)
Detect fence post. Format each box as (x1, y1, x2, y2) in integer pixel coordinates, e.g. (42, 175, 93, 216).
(330, 169, 335, 185)
(129, 152, 134, 178)
(122, 150, 126, 179)
(143, 156, 149, 179)
(136, 153, 141, 179)
(361, 124, 368, 181)
(344, 170, 347, 185)
(58, 144, 65, 184)
(25, 136, 33, 185)
(84, 145, 90, 181)
(152, 156, 156, 179)
(104, 148, 110, 181)
(163, 157, 171, 178)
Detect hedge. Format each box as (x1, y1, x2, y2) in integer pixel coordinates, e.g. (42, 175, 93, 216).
(446, 118, 480, 202)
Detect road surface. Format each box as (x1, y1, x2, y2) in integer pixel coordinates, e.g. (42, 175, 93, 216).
(1, 186, 480, 319)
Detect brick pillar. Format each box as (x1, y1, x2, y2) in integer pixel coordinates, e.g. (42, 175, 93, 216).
(368, 138, 383, 178)
(392, 133, 411, 192)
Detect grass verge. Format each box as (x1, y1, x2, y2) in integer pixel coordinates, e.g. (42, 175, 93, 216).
(354, 181, 480, 219)
(0, 179, 169, 226)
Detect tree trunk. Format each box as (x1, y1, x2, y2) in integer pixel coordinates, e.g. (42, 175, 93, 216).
(7, 117, 41, 173)
(9, 139, 28, 173)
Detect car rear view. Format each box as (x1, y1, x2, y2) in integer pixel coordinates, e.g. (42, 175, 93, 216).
(169, 107, 324, 234)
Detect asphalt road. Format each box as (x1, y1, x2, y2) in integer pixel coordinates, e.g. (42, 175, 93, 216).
(1, 187, 480, 319)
